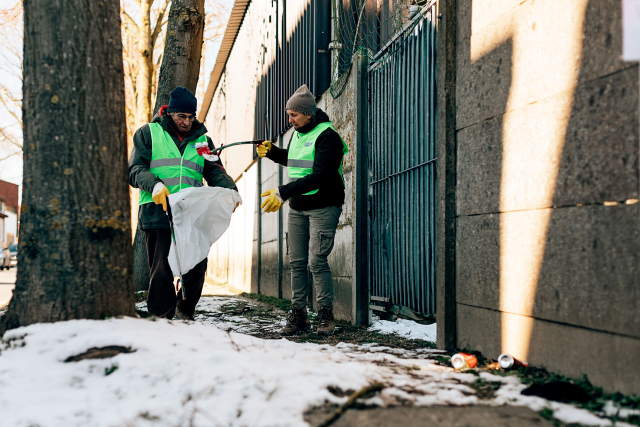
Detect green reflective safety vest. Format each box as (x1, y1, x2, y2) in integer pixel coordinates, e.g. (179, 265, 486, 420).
(139, 123, 207, 205)
(287, 122, 349, 196)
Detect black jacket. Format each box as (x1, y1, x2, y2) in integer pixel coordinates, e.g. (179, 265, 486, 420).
(129, 111, 237, 230)
(267, 109, 346, 211)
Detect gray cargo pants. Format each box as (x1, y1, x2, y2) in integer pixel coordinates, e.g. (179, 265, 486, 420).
(287, 206, 342, 308)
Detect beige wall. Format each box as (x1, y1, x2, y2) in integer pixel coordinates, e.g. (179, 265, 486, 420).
(453, 0, 640, 394)
(203, 0, 271, 180)
(207, 166, 257, 292)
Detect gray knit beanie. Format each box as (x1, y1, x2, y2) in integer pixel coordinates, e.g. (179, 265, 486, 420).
(286, 84, 316, 116)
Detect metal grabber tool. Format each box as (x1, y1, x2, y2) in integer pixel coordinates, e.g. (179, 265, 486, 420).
(166, 202, 186, 301)
(210, 140, 265, 154)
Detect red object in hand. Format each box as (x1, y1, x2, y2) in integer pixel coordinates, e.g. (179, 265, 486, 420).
(195, 142, 213, 157)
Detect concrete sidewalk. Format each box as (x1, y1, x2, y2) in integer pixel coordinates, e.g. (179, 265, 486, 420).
(308, 406, 552, 427)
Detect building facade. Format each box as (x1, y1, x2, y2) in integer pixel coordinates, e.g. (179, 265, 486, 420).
(0, 180, 19, 244)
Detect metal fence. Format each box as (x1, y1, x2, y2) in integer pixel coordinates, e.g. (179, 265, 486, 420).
(254, 0, 331, 142)
(368, 3, 437, 315)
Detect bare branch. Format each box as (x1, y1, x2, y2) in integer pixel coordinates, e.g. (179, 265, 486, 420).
(0, 128, 23, 150)
(0, 92, 23, 131)
(151, 0, 171, 47)
(0, 151, 21, 162)
(121, 10, 139, 35)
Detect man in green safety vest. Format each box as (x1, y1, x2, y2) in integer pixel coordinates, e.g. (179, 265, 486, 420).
(258, 84, 349, 336)
(129, 87, 238, 320)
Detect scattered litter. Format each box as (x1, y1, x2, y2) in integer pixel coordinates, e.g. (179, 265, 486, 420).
(498, 353, 528, 370)
(451, 353, 478, 369)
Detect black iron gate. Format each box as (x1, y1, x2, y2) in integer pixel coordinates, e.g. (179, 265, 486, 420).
(368, 3, 437, 315)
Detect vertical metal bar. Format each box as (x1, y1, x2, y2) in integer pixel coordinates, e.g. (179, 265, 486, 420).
(431, 9, 438, 314)
(414, 24, 421, 312)
(394, 51, 400, 306)
(401, 41, 408, 308)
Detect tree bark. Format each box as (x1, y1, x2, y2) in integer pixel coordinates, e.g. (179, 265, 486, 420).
(153, 0, 205, 114)
(134, 229, 150, 292)
(2, 0, 135, 332)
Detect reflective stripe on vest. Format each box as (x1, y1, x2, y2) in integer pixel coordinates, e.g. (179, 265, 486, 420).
(139, 122, 207, 205)
(287, 122, 349, 196)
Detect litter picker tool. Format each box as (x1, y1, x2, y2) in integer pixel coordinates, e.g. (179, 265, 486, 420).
(195, 140, 267, 162)
(211, 140, 265, 154)
(166, 203, 186, 301)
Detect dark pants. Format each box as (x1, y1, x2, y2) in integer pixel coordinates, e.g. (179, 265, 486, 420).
(288, 206, 342, 308)
(144, 229, 207, 318)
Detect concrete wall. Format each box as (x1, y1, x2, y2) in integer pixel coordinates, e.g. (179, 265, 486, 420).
(445, 0, 640, 394)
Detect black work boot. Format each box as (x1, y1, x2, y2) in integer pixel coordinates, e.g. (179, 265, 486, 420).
(317, 305, 335, 336)
(280, 304, 310, 336)
(174, 306, 194, 321)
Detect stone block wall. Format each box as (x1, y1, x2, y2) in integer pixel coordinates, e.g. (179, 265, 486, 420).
(446, 0, 640, 394)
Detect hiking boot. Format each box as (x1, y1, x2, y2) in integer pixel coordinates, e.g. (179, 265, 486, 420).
(316, 305, 335, 336)
(174, 306, 194, 321)
(280, 304, 310, 336)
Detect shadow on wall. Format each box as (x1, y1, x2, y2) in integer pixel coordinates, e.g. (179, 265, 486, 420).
(530, 0, 640, 392)
(457, 0, 640, 393)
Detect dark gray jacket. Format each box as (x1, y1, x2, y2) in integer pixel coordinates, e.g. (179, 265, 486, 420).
(129, 111, 237, 230)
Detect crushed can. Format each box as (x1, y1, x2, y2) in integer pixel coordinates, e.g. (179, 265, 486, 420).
(498, 353, 527, 370)
(451, 353, 478, 369)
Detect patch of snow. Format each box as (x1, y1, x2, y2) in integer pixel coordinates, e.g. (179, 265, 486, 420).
(0, 316, 470, 427)
(484, 372, 636, 427)
(0, 298, 632, 427)
(602, 400, 640, 419)
(369, 316, 437, 342)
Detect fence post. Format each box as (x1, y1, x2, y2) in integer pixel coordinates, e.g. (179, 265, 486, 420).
(436, 0, 458, 350)
(354, 49, 370, 326)
(278, 135, 284, 299)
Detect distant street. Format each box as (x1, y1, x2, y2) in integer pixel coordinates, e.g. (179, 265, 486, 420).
(0, 267, 16, 308)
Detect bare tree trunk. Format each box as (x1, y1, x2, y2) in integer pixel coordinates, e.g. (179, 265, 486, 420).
(2, 0, 135, 332)
(153, 0, 205, 113)
(136, 0, 154, 128)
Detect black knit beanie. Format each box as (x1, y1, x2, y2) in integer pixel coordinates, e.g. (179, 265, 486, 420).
(168, 87, 197, 116)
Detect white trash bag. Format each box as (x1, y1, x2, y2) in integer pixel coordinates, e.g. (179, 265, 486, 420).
(167, 186, 242, 277)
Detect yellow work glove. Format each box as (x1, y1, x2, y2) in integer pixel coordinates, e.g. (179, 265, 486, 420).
(152, 183, 170, 211)
(256, 140, 272, 158)
(261, 189, 283, 213)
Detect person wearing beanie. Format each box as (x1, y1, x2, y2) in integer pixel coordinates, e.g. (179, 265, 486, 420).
(257, 84, 349, 336)
(129, 86, 238, 320)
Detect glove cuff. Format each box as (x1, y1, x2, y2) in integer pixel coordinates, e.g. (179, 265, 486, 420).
(152, 182, 166, 196)
(274, 189, 285, 204)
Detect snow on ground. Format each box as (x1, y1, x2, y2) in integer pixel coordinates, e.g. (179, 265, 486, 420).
(369, 315, 437, 342)
(0, 297, 634, 427)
